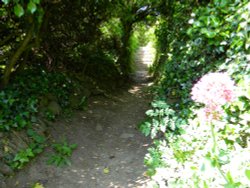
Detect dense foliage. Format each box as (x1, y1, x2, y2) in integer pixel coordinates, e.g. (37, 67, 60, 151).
(141, 0, 250, 187)
(0, 69, 73, 131)
(0, 0, 160, 86)
(0, 0, 157, 131)
(0, 0, 164, 172)
(1, 0, 249, 186)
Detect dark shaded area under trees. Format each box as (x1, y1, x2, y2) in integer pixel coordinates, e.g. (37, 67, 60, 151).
(0, 0, 164, 88)
(0, 0, 175, 179)
(2, 0, 250, 187)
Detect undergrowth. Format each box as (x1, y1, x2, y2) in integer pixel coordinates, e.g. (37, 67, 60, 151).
(0, 69, 78, 170)
(0, 69, 73, 131)
(142, 1, 250, 187)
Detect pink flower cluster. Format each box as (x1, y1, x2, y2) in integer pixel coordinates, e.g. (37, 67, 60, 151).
(191, 72, 236, 122)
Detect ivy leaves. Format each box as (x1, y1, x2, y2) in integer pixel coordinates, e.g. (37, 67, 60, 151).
(2, 0, 10, 4)
(140, 100, 184, 139)
(27, 1, 37, 14)
(2, 0, 41, 17)
(14, 4, 24, 17)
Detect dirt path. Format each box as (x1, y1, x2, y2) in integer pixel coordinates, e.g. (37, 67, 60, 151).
(6, 46, 154, 188)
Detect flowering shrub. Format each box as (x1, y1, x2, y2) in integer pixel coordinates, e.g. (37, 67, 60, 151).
(143, 0, 250, 187)
(191, 73, 236, 107)
(144, 73, 250, 188)
(191, 72, 237, 123)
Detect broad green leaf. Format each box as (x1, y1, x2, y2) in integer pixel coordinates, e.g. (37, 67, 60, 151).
(203, 181, 209, 188)
(187, 28, 194, 36)
(245, 38, 250, 50)
(140, 121, 151, 136)
(210, 16, 220, 27)
(146, 109, 156, 116)
(193, 21, 202, 28)
(199, 16, 210, 26)
(214, 0, 227, 7)
(205, 30, 217, 38)
(20, 157, 29, 163)
(32, 183, 45, 188)
(27, 129, 34, 136)
(28, 2, 37, 14)
(103, 167, 110, 174)
(14, 4, 24, 17)
(70, 144, 77, 149)
(33, 148, 43, 154)
(151, 100, 168, 108)
(220, 0, 227, 7)
(245, 169, 250, 180)
(226, 171, 234, 184)
(2, 0, 10, 5)
(33, 0, 41, 4)
(33, 134, 46, 143)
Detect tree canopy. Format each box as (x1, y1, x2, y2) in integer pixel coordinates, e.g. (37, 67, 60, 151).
(0, 0, 171, 87)
(1, 0, 250, 187)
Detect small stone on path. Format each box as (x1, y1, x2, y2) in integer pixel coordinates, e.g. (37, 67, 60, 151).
(95, 125, 103, 131)
(0, 162, 14, 175)
(120, 133, 134, 139)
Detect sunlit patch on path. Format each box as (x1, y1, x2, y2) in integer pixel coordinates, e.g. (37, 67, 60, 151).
(5, 45, 154, 188)
(131, 43, 155, 84)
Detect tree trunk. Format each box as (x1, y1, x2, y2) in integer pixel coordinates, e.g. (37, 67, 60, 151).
(1, 25, 34, 88)
(118, 21, 133, 76)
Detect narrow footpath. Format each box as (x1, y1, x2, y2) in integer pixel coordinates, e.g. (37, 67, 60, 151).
(6, 45, 155, 188)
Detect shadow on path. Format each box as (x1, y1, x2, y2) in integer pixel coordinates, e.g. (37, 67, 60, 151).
(6, 46, 155, 188)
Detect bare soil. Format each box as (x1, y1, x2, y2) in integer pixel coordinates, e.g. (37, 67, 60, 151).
(5, 46, 154, 188)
